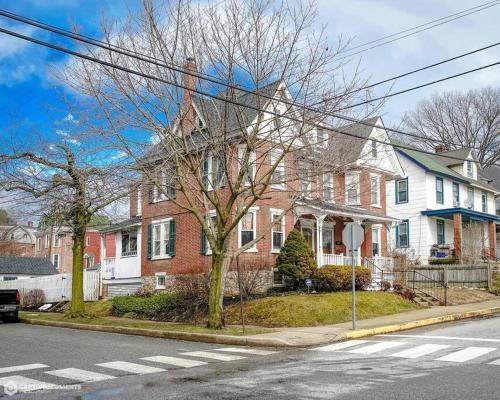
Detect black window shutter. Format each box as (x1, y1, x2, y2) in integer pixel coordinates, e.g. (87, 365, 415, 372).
(147, 224, 153, 259)
(168, 219, 176, 256)
(200, 227, 207, 255)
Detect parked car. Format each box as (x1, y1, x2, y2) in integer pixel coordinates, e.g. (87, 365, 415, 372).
(0, 289, 20, 323)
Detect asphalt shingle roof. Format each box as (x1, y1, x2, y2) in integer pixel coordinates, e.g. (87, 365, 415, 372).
(0, 257, 58, 276)
(99, 216, 142, 233)
(481, 165, 500, 192)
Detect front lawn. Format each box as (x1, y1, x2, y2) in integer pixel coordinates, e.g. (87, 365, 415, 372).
(225, 291, 418, 327)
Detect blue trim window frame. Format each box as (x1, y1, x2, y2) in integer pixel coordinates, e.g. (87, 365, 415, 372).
(452, 182, 460, 206)
(435, 176, 444, 204)
(436, 219, 445, 245)
(396, 220, 409, 248)
(395, 177, 408, 204)
(482, 191, 488, 213)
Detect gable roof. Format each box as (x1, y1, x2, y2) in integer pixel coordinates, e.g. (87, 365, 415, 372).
(394, 142, 499, 193)
(481, 165, 500, 191)
(0, 257, 58, 276)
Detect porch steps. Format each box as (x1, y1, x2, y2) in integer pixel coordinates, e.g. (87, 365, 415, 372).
(413, 292, 441, 307)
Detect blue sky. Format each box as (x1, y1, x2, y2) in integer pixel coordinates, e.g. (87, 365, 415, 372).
(0, 0, 499, 135)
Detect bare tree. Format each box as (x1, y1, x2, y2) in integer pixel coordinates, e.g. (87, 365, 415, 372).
(0, 126, 136, 316)
(56, 0, 382, 328)
(401, 87, 500, 167)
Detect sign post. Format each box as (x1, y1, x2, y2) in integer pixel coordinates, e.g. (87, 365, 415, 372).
(342, 222, 365, 330)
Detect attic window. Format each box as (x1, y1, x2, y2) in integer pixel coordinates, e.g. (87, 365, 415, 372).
(466, 160, 473, 177)
(371, 140, 377, 158)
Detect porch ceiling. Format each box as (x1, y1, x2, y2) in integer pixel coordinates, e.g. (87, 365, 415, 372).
(421, 207, 500, 224)
(296, 199, 399, 224)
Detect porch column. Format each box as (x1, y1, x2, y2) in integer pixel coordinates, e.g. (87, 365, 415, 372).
(489, 221, 497, 260)
(453, 213, 462, 261)
(315, 214, 326, 267)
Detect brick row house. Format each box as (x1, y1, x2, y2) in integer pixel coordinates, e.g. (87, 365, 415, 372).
(35, 225, 102, 274)
(99, 61, 403, 297)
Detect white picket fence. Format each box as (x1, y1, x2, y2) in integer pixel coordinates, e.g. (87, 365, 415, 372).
(0, 270, 101, 302)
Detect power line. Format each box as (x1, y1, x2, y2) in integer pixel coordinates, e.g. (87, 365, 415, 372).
(0, 25, 497, 167)
(0, 8, 496, 152)
(339, 60, 500, 110)
(334, 0, 500, 60)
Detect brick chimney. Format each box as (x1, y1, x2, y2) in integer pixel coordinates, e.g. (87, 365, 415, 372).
(181, 57, 198, 136)
(435, 144, 447, 153)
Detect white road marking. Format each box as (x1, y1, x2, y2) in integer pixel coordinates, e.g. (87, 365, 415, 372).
(488, 359, 500, 365)
(96, 361, 165, 375)
(45, 368, 115, 382)
(0, 375, 57, 393)
(377, 334, 500, 343)
(140, 356, 207, 368)
(180, 351, 246, 361)
(436, 347, 497, 362)
(349, 341, 407, 355)
(214, 348, 277, 355)
(0, 363, 49, 374)
(311, 340, 370, 352)
(390, 344, 451, 359)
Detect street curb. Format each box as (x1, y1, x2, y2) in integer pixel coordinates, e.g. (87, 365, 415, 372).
(345, 306, 500, 340)
(20, 318, 289, 348)
(20, 306, 500, 348)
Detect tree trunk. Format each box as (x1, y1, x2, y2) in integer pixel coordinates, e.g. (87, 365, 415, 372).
(70, 223, 86, 316)
(207, 251, 224, 329)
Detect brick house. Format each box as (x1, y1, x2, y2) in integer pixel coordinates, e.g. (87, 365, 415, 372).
(35, 227, 102, 273)
(101, 61, 403, 296)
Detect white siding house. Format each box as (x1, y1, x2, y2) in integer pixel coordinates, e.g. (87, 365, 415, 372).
(387, 147, 500, 264)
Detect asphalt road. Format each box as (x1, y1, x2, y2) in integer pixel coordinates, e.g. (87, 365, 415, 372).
(1, 316, 500, 399)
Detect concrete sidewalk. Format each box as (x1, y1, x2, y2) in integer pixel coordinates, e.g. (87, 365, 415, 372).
(249, 299, 500, 347)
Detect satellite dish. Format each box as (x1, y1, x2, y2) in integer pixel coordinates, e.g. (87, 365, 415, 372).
(464, 199, 473, 209)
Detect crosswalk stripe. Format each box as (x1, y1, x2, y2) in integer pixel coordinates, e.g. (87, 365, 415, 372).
(96, 361, 165, 375)
(0, 375, 57, 393)
(214, 348, 277, 356)
(349, 341, 406, 355)
(390, 344, 451, 359)
(436, 347, 497, 362)
(0, 363, 49, 374)
(311, 340, 370, 352)
(488, 359, 500, 365)
(140, 356, 208, 368)
(180, 351, 246, 361)
(45, 368, 115, 382)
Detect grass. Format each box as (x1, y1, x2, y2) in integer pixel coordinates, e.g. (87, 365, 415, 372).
(491, 273, 500, 294)
(20, 301, 269, 336)
(225, 291, 418, 328)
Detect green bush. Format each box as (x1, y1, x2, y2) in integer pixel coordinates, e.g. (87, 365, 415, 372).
(313, 265, 372, 291)
(112, 292, 183, 319)
(276, 229, 317, 288)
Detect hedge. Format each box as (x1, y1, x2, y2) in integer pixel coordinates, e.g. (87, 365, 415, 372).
(112, 292, 184, 319)
(313, 265, 372, 291)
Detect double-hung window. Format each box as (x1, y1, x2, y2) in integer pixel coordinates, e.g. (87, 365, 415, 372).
(371, 174, 380, 206)
(396, 220, 409, 248)
(270, 149, 285, 189)
(322, 226, 334, 255)
(345, 171, 360, 205)
(323, 172, 334, 202)
(467, 186, 474, 209)
(435, 177, 444, 204)
(299, 160, 312, 196)
(53, 234, 60, 247)
(121, 229, 138, 256)
(372, 226, 381, 256)
(52, 254, 59, 270)
(482, 191, 488, 213)
(149, 219, 176, 259)
(271, 210, 285, 253)
(203, 153, 226, 190)
(237, 146, 256, 186)
(436, 220, 445, 245)
(395, 178, 408, 204)
(239, 208, 258, 251)
(466, 160, 473, 177)
(452, 182, 460, 206)
(371, 140, 377, 158)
